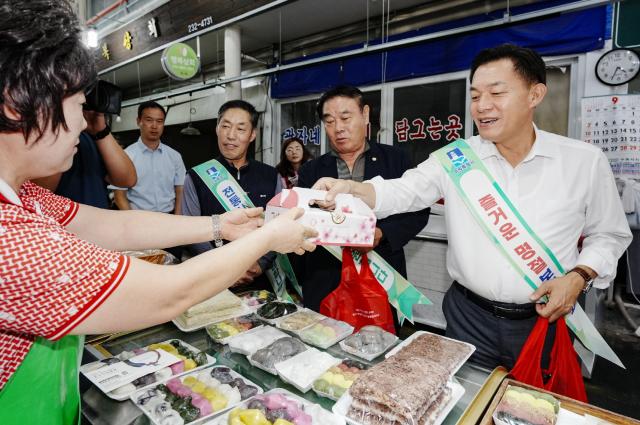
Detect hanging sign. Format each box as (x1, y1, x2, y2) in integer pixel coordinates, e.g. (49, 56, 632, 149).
(161, 42, 200, 81)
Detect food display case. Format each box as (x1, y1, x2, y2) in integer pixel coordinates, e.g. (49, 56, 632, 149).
(81, 322, 494, 425)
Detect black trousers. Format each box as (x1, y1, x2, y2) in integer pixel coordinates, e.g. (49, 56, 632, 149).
(442, 284, 556, 370)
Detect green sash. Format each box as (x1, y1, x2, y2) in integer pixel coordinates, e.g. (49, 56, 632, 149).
(433, 139, 623, 368)
(192, 160, 302, 302)
(0, 335, 83, 424)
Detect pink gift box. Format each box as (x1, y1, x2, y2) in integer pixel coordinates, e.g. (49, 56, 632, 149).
(265, 188, 377, 247)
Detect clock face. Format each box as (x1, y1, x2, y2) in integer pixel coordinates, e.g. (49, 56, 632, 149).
(596, 49, 640, 86)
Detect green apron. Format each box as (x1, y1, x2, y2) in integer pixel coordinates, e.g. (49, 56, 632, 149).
(0, 335, 83, 424)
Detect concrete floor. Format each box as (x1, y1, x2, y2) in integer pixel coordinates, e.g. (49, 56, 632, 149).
(583, 296, 640, 420)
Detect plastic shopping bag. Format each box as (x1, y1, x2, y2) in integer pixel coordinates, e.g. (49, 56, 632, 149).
(320, 248, 395, 334)
(511, 316, 588, 402)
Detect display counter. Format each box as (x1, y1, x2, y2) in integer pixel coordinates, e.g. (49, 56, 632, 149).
(81, 322, 494, 425)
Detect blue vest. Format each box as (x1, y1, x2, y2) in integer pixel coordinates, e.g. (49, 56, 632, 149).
(187, 157, 278, 216)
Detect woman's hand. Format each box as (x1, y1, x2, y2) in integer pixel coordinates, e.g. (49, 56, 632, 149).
(262, 208, 318, 255)
(220, 207, 264, 241)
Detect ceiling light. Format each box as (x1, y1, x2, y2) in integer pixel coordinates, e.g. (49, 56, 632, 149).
(180, 93, 201, 136)
(86, 29, 98, 48)
(180, 123, 201, 136)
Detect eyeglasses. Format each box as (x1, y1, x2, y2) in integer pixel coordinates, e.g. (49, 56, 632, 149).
(285, 146, 303, 153)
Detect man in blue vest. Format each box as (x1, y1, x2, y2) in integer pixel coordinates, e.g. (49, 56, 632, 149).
(182, 100, 282, 289)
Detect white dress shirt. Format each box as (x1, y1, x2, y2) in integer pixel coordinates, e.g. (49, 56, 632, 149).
(369, 126, 632, 304)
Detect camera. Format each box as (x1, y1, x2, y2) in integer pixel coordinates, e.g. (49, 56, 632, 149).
(84, 80, 122, 114)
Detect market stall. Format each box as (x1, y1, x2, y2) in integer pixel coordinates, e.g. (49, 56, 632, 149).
(79, 291, 492, 425)
(78, 287, 640, 425)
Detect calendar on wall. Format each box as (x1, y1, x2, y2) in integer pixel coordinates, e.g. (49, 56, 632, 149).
(581, 94, 640, 178)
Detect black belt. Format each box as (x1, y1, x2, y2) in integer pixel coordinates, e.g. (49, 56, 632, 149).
(453, 281, 537, 320)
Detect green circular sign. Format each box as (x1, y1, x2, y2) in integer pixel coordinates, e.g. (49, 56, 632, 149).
(161, 42, 200, 80)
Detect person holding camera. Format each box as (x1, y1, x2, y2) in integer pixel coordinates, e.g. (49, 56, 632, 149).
(34, 109, 137, 208)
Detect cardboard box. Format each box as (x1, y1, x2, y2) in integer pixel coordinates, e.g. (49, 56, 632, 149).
(265, 187, 376, 247)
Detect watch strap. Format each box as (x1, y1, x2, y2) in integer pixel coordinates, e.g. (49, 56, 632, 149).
(211, 214, 223, 248)
(93, 124, 111, 140)
(569, 266, 594, 293)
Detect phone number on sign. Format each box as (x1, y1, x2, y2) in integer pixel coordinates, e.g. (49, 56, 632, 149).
(187, 16, 213, 33)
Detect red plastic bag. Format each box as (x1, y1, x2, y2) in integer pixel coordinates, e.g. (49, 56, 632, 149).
(320, 248, 396, 334)
(511, 316, 588, 402)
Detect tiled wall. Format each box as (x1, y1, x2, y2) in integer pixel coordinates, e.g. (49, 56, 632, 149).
(404, 238, 453, 329)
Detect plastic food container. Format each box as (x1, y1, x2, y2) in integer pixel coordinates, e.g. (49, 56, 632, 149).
(209, 388, 346, 425)
(255, 301, 299, 324)
(298, 317, 354, 350)
(131, 365, 262, 425)
(275, 308, 324, 332)
(173, 305, 253, 333)
(205, 314, 263, 344)
(384, 330, 475, 378)
(248, 336, 307, 375)
(275, 348, 341, 393)
(339, 325, 399, 361)
(312, 359, 368, 401)
(227, 326, 289, 356)
(80, 339, 215, 401)
(332, 380, 465, 425)
(237, 290, 276, 309)
(493, 385, 559, 425)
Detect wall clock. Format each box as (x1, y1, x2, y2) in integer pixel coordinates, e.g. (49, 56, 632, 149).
(595, 48, 639, 86)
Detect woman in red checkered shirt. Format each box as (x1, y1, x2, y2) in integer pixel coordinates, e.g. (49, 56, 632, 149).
(0, 2, 317, 423)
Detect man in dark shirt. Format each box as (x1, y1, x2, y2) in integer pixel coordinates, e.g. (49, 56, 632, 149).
(296, 85, 430, 312)
(182, 100, 281, 288)
(33, 111, 136, 207)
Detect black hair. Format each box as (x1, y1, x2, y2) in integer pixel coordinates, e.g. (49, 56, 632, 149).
(276, 137, 313, 184)
(316, 85, 365, 121)
(218, 100, 259, 129)
(470, 43, 546, 86)
(0, 0, 97, 143)
(137, 100, 167, 119)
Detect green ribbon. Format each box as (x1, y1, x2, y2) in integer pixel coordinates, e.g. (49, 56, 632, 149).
(433, 139, 623, 368)
(192, 159, 303, 303)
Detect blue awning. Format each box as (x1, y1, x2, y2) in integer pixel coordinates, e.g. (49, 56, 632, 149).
(271, 5, 607, 98)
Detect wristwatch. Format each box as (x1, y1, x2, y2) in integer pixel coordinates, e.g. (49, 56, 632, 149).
(92, 124, 111, 140)
(211, 214, 224, 248)
(569, 266, 595, 293)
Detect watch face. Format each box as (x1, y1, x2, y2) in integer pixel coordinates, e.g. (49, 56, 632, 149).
(596, 49, 640, 86)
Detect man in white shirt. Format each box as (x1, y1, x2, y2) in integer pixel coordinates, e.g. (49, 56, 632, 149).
(313, 44, 632, 369)
(112, 101, 186, 214)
